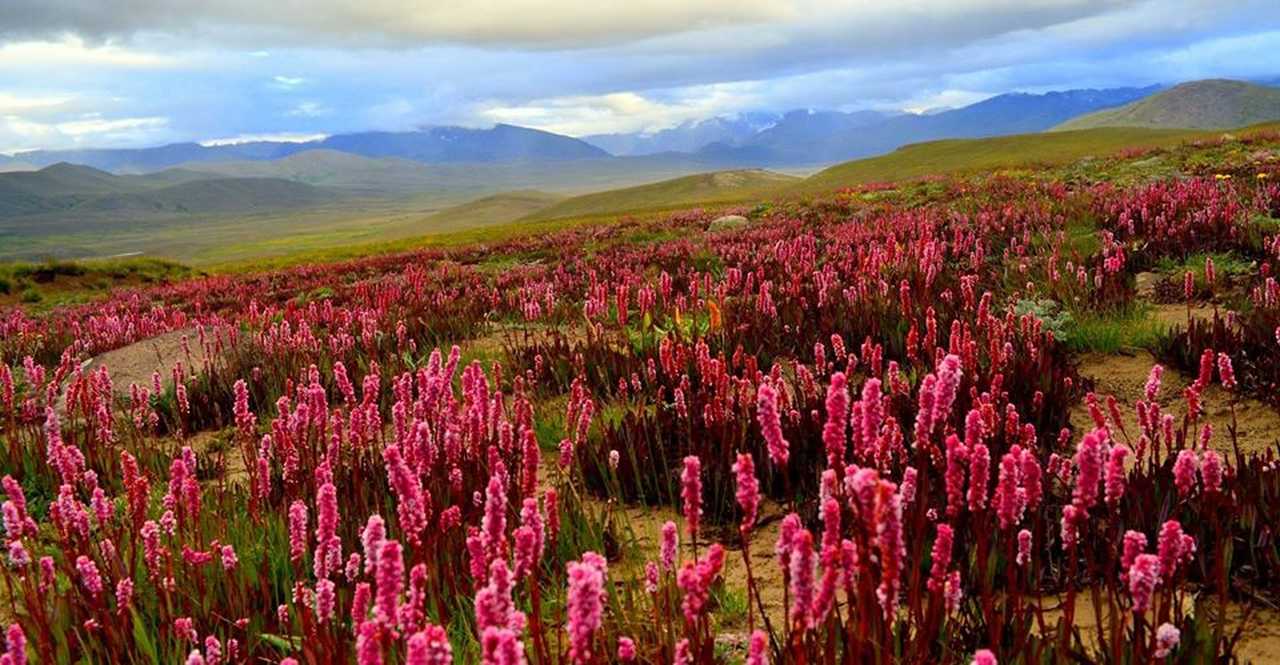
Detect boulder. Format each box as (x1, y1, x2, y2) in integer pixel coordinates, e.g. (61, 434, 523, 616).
(707, 215, 750, 232)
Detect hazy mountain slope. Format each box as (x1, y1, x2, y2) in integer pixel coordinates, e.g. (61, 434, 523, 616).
(316, 124, 608, 162)
(704, 86, 1160, 165)
(177, 151, 735, 199)
(0, 162, 343, 223)
(73, 178, 343, 217)
(17, 124, 609, 172)
(1054, 80, 1280, 130)
(583, 113, 783, 155)
(524, 169, 798, 221)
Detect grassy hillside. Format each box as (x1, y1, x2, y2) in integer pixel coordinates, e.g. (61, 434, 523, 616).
(1054, 80, 1280, 131)
(419, 191, 563, 231)
(524, 169, 797, 221)
(793, 126, 1214, 194)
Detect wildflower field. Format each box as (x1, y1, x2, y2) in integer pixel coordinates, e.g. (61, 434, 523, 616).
(1, 129, 1280, 664)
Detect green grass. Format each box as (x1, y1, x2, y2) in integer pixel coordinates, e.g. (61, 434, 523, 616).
(794, 126, 1218, 194)
(0, 257, 195, 309)
(1064, 304, 1170, 354)
(523, 169, 798, 222)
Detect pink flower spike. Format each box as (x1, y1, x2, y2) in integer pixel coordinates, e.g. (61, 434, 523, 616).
(971, 649, 997, 665)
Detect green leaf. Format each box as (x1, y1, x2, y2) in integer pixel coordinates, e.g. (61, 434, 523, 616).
(131, 610, 159, 665)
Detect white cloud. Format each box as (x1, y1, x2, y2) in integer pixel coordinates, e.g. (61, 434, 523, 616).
(0, 37, 177, 69)
(0, 113, 170, 151)
(479, 85, 762, 135)
(273, 75, 306, 88)
(287, 102, 330, 118)
(0, 0, 791, 48)
(199, 132, 328, 146)
(0, 93, 73, 114)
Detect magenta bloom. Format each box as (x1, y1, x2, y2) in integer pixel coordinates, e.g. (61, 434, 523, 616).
(75, 555, 103, 597)
(566, 553, 606, 664)
(1157, 520, 1195, 582)
(993, 447, 1023, 529)
(673, 639, 692, 665)
(788, 529, 815, 630)
(756, 382, 789, 469)
(375, 540, 404, 625)
(746, 630, 769, 665)
(660, 521, 679, 571)
(677, 544, 725, 626)
(287, 500, 309, 562)
(971, 649, 997, 665)
(944, 435, 969, 518)
(1016, 529, 1032, 567)
(1072, 428, 1107, 509)
(1200, 450, 1224, 493)
(927, 524, 953, 593)
(1144, 364, 1164, 401)
(1217, 352, 1237, 390)
(1128, 553, 1160, 613)
(5, 623, 26, 665)
(407, 625, 453, 665)
(1173, 450, 1199, 497)
(1121, 530, 1147, 578)
(821, 372, 849, 468)
(966, 443, 990, 512)
(1103, 445, 1128, 506)
(732, 453, 760, 535)
(616, 637, 637, 662)
(1155, 623, 1181, 658)
(680, 456, 703, 543)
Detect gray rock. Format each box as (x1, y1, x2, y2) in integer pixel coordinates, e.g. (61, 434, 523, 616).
(708, 215, 750, 232)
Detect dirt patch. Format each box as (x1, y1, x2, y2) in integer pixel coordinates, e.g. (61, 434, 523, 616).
(1148, 302, 1223, 331)
(1033, 589, 1279, 662)
(1072, 350, 1280, 456)
(83, 328, 206, 394)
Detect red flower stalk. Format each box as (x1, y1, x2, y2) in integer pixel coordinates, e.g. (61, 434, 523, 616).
(1173, 450, 1199, 497)
(967, 443, 990, 512)
(1128, 553, 1160, 614)
(732, 453, 760, 535)
(822, 372, 849, 468)
(681, 456, 703, 544)
(928, 524, 954, 593)
(757, 383, 789, 468)
(787, 529, 815, 630)
(1072, 428, 1107, 509)
(944, 435, 969, 518)
(1103, 445, 1128, 507)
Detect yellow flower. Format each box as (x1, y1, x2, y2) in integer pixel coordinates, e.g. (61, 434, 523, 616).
(1259, 172, 1270, 180)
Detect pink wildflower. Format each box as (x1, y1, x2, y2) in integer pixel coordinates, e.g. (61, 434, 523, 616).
(757, 383, 789, 467)
(680, 456, 702, 543)
(732, 453, 760, 535)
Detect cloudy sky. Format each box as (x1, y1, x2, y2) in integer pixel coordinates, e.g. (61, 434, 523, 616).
(1, 0, 1278, 153)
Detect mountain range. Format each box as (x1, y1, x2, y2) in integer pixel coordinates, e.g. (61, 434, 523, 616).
(10, 124, 607, 173)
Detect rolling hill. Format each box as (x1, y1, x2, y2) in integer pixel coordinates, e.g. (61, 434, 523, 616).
(418, 191, 565, 231)
(523, 169, 798, 221)
(0, 163, 342, 224)
(1054, 80, 1280, 131)
(175, 150, 738, 199)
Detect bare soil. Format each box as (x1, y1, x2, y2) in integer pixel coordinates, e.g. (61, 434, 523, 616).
(1072, 350, 1280, 456)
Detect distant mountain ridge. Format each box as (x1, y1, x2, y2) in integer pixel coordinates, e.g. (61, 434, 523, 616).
(13, 124, 607, 173)
(1053, 80, 1280, 131)
(692, 85, 1163, 165)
